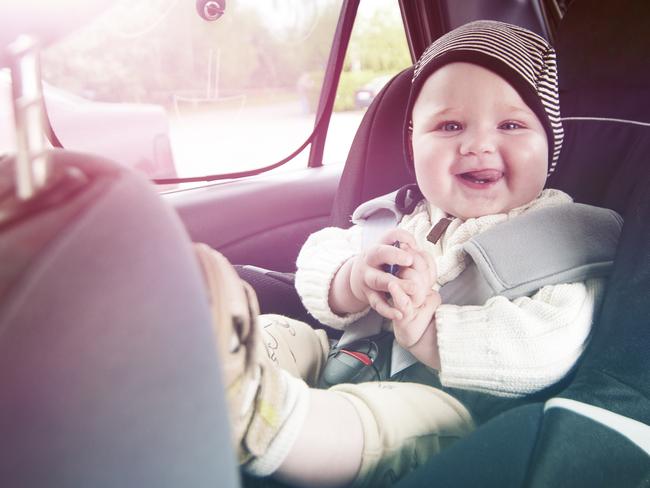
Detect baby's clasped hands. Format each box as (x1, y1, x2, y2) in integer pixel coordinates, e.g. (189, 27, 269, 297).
(348, 229, 435, 321)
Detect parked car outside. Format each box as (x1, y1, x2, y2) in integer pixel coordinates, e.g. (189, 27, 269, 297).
(353, 74, 392, 109)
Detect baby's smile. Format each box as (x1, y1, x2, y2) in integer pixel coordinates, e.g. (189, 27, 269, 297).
(456, 169, 504, 188)
(411, 63, 549, 219)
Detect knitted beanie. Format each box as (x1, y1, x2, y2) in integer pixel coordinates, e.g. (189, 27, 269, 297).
(404, 20, 563, 174)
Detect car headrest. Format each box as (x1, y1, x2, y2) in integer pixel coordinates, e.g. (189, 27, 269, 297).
(0, 150, 239, 487)
(546, 0, 650, 215)
(330, 68, 416, 228)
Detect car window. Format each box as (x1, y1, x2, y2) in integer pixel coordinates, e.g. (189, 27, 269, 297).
(0, 0, 410, 189)
(322, 0, 411, 166)
(28, 0, 342, 185)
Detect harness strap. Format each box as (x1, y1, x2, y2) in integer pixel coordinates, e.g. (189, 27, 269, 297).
(339, 192, 623, 377)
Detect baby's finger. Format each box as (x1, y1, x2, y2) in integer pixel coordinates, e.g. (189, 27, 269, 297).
(391, 275, 418, 296)
(398, 267, 429, 307)
(379, 228, 419, 250)
(363, 266, 401, 293)
(409, 250, 430, 273)
(406, 249, 437, 290)
(367, 290, 403, 321)
(387, 280, 412, 314)
(366, 243, 413, 270)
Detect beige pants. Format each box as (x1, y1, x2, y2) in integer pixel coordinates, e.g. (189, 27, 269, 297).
(259, 314, 475, 487)
(258, 314, 330, 386)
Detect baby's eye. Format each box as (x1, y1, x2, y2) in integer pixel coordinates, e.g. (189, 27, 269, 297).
(436, 121, 463, 132)
(499, 121, 525, 130)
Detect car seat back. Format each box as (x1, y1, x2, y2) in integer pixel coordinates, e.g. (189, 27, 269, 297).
(509, 1, 650, 484)
(534, 0, 650, 418)
(329, 67, 415, 228)
(387, 3, 650, 484)
(546, 0, 650, 215)
(0, 151, 239, 487)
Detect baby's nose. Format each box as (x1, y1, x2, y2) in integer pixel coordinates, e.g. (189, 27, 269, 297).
(459, 128, 496, 155)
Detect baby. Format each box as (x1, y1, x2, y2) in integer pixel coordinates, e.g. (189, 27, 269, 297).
(199, 20, 606, 488)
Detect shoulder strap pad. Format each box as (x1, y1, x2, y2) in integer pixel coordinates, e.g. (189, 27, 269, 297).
(351, 189, 403, 224)
(440, 203, 623, 305)
(351, 189, 404, 247)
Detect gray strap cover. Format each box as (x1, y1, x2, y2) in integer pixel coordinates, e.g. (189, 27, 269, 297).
(440, 203, 623, 306)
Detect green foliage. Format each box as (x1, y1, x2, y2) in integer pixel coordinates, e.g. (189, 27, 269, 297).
(346, 7, 412, 73)
(333, 4, 412, 112)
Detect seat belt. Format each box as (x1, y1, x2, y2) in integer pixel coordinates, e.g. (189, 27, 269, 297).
(333, 191, 623, 378)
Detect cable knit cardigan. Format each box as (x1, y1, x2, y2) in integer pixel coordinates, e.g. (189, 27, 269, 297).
(295, 189, 605, 397)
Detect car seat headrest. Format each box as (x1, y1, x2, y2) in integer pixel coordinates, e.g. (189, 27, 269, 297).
(330, 68, 416, 228)
(546, 0, 650, 215)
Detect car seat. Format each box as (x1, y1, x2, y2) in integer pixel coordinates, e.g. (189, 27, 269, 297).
(0, 150, 240, 487)
(516, 0, 650, 482)
(242, 0, 650, 483)
(394, 0, 650, 486)
(328, 66, 416, 227)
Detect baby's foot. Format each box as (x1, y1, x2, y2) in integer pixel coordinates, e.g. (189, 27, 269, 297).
(194, 244, 288, 463)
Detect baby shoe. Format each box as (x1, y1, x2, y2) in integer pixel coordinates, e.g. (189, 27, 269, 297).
(194, 243, 288, 463)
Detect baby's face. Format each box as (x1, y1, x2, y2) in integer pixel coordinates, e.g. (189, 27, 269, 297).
(411, 62, 548, 220)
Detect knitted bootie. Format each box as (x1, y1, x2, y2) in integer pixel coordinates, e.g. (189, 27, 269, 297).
(194, 243, 296, 466)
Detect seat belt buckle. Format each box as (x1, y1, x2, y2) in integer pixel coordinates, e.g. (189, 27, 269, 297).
(340, 349, 373, 365)
(317, 338, 382, 388)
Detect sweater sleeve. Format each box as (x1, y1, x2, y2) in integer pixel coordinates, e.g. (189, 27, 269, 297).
(434, 278, 606, 397)
(294, 224, 370, 329)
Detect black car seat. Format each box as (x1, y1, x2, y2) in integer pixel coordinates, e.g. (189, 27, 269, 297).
(545, 0, 650, 214)
(328, 66, 416, 228)
(394, 1, 650, 486)
(0, 150, 240, 487)
(517, 0, 650, 482)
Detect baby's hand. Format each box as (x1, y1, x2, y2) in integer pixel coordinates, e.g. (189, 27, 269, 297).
(389, 244, 440, 348)
(393, 289, 441, 350)
(348, 228, 418, 320)
(388, 243, 437, 314)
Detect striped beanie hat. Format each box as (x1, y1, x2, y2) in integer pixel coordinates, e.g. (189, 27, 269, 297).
(405, 20, 563, 174)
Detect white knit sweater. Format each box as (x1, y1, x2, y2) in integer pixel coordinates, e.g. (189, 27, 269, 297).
(295, 189, 605, 397)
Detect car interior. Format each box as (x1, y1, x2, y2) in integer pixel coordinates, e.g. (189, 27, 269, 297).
(0, 0, 648, 486)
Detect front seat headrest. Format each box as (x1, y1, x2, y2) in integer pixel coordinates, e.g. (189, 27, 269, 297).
(0, 150, 239, 487)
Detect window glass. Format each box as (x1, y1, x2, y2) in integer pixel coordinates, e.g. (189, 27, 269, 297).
(323, 0, 411, 165)
(31, 0, 341, 182)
